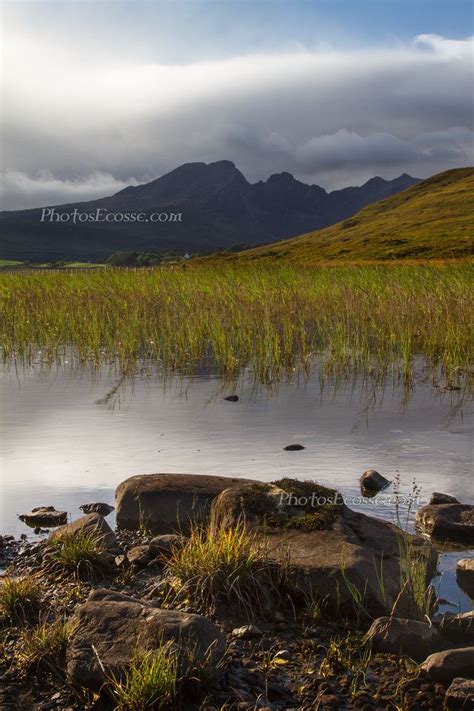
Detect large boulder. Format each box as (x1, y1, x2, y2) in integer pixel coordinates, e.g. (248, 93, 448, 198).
(116, 473, 255, 533)
(49, 513, 118, 551)
(415, 503, 474, 544)
(210, 479, 437, 618)
(18, 506, 67, 527)
(66, 588, 225, 690)
(365, 617, 443, 661)
(421, 648, 474, 683)
(456, 559, 474, 598)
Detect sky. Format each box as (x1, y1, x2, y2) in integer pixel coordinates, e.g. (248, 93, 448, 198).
(1, 0, 473, 209)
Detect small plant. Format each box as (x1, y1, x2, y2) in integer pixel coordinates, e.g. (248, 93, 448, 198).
(107, 644, 178, 711)
(0, 575, 42, 626)
(164, 522, 285, 616)
(47, 529, 111, 580)
(319, 634, 371, 698)
(15, 617, 77, 676)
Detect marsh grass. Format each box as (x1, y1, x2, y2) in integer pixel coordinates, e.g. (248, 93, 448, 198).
(164, 522, 285, 616)
(0, 575, 42, 627)
(0, 263, 472, 388)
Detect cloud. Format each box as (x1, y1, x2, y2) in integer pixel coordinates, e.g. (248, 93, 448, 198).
(0, 172, 140, 212)
(1, 29, 473, 208)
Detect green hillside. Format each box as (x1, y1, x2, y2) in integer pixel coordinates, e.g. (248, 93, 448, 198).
(230, 168, 474, 263)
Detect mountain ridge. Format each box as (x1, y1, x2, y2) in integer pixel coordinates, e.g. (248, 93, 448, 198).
(0, 161, 419, 260)
(224, 168, 474, 263)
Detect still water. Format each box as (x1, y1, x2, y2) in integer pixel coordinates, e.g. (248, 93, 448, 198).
(1, 365, 472, 610)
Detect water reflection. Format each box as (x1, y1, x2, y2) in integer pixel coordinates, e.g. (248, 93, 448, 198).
(1, 363, 472, 609)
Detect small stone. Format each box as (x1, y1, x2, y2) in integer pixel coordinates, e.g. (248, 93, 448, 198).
(224, 395, 239, 402)
(232, 624, 263, 639)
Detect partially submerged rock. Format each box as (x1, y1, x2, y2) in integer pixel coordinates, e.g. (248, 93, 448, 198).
(359, 469, 390, 495)
(18, 506, 67, 528)
(456, 559, 474, 598)
(210, 478, 437, 617)
(115, 473, 255, 533)
(66, 588, 225, 690)
(421, 648, 474, 683)
(415, 503, 474, 544)
(49, 513, 118, 551)
(429, 492, 460, 506)
(79, 503, 114, 516)
(365, 617, 443, 661)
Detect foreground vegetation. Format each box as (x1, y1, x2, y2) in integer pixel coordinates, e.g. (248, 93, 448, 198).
(0, 262, 472, 387)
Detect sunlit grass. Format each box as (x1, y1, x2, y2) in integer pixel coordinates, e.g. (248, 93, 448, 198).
(0, 262, 472, 387)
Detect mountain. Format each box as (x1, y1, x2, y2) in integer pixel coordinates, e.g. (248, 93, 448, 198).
(226, 168, 474, 263)
(0, 160, 419, 261)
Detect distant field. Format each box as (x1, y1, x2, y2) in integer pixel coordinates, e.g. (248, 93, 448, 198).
(222, 168, 474, 264)
(0, 262, 472, 389)
(0, 259, 24, 268)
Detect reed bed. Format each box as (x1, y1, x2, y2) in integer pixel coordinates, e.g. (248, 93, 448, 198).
(0, 263, 472, 387)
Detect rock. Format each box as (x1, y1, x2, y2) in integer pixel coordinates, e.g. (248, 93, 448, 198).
(116, 473, 255, 534)
(210, 479, 437, 617)
(18, 507, 67, 527)
(429, 492, 460, 505)
(224, 395, 239, 402)
(79, 503, 114, 516)
(149, 534, 186, 556)
(445, 678, 474, 708)
(359, 469, 390, 494)
(126, 544, 157, 567)
(415, 503, 474, 544)
(232, 625, 263, 639)
(456, 559, 474, 598)
(421, 648, 474, 683)
(365, 617, 443, 661)
(66, 588, 225, 690)
(435, 611, 474, 645)
(283, 444, 305, 451)
(49, 513, 118, 551)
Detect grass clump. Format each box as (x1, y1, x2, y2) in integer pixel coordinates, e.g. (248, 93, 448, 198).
(14, 617, 77, 676)
(164, 522, 284, 616)
(107, 644, 178, 711)
(0, 575, 42, 627)
(47, 529, 111, 580)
